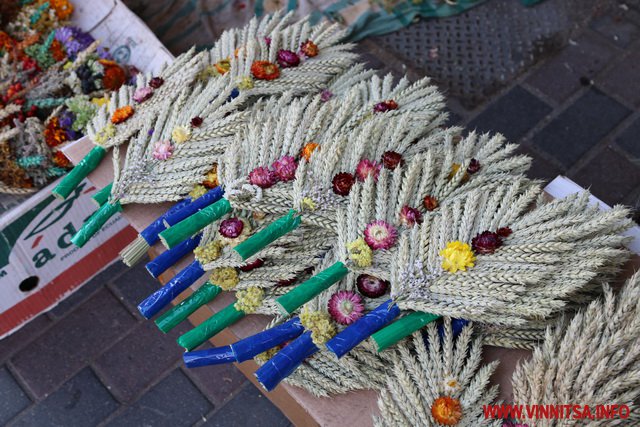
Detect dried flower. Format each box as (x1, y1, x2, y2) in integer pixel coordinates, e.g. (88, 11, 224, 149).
(442, 375, 461, 395)
(471, 231, 503, 255)
(100, 60, 126, 90)
(237, 76, 254, 90)
(248, 166, 277, 188)
(189, 184, 207, 199)
(431, 396, 462, 426)
(300, 142, 320, 161)
(203, 164, 219, 188)
(94, 123, 116, 145)
(193, 240, 223, 264)
(448, 163, 469, 182)
(467, 158, 480, 174)
(209, 267, 239, 291)
(373, 100, 398, 113)
(239, 258, 264, 272)
(299, 309, 336, 346)
(52, 151, 71, 168)
(301, 197, 316, 211)
(382, 151, 402, 170)
(399, 205, 423, 227)
(219, 218, 244, 239)
(152, 140, 173, 160)
(214, 59, 231, 75)
(300, 40, 319, 57)
(44, 117, 67, 147)
(276, 49, 300, 68)
(133, 87, 153, 103)
(440, 241, 475, 273)
(235, 287, 264, 314)
(332, 172, 355, 196)
(347, 238, 373, 267)
(272, 155, 297, 182)
(356, 274, 389, 298)
(320, 89, 333, 102)
(51, 0, 74, 19)
(328, 291, 364, 325)
(251, 60, 280, 80)
(364, 220, 398, 250)
(149, 77, 164, 88)
(111, 106, 134, 124)
(254, 346, 279, 363)
(356, 158, 381, 182)
(496, 227, 513, 238)
(423, 195, 439, 211)
(171, 125, 191, 144)
(190, 116, 203, 128)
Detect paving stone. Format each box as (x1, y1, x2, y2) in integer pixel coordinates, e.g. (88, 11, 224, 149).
(0, 314, 52, 363)
(111, 258, 159, 313)
(590, 13, 640, 48)
(203, 383, 289, 427)
(599, 49, 640, 107)
(526, 31, 619, 103)
(571, 146, 640, 205)
(94, 321, 188, 403)
(516, 146, 564, 181)
(106, 369, 212, 427)
(184, 359, 247, 406)
(467, 86, 551, 141)
(615, 116, 640, 158)
(532, 89, 631, 167)
(11, 290, 136, 398)
(0, 367, 31, 425)
(49, 272, 107, 318)
(10, 368, 117, 427)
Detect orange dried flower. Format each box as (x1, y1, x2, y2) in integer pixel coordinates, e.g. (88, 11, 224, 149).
(214, 59, 231, 75)
(44, 117, 68, 147)
(300, 40, 319, 57)
(203, 164, 219, 188)
(431, 396, 462, 426)
(50, 0, 74, 19)
(99, 59, 127, 91)
(111, 105, 134, 124)
(0, 31, 15, 52)
(423, 195, 439, 211)
(300, 142, 319, 161)
(49, 39, 66, 62)
(52, 151, 71, 168)
(251, 61, 280, 80)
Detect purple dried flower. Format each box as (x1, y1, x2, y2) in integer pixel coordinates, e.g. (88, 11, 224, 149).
(219, 218, 245, 239)
(320, 89, 333, 102)
(276, 49, 300, 68)
(55, 27, 95, 60)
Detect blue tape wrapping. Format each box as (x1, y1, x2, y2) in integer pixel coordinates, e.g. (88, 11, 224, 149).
(139, 197, 192, 245)
(183, 346, 236, 368)
(325, 299, 401, 358)
(255, 331, 318, 391)
(232, 317, 304, 363)
(137, 260, 205, 319)
(146, 234, 202, 278)
(163, 187, 224, 228)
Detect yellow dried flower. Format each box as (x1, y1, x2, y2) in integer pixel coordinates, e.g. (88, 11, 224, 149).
(254, 346, 279, 363)
(203, 164, 219, 188)
(448, 163, 469, 182)
(234, 286, 265, 313)
(91, 96, 109, 107)
(94, 124, 116, 145)
(300, 309, 336, 346)
(347, 237, 373, 268)
(189, 184, 207, 199)
(193, 240, 223, 265)
(440, 241, 475, 273)
(301, 197, 316, 211)
(237, 76, 254, 90)
(172, 125, 191, 144)
(209, 267, 239, 291)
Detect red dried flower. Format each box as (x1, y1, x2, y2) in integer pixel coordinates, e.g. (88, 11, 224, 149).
(52, 151, 71, 168)
(149, 77, 164, 88)
(467, 158, 481, 174)
(382, 151, 403, 170)
(471, 230, 503, 255)
(374, 100, 398, 113)
(496, 227, 513, 238)
(239, 258, 265, 272)
(219, 218, 245, 238)
(44, 117, 68, 147)
(423, 195, 439, 211)
(190, 116, 203, 128)
(332, 172, 355, 196)
(251, 61, 280, 80)
(399, 205, 423, 227)
(248, 166, 277, 188)
(300, 40, 319, 57)
(100, 60, 127, 91)
(356, 274, 389, 298)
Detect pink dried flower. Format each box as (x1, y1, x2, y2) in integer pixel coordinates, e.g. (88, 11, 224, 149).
(320, 89, 333, 102)
(248, 166, 277, 188)
(364, 220, 398, 250)
(356, 274, 389, 298)
(149, 77, 164, 88)
(355, 158, 381, 182)
(276, 49, 300, 68)
(328, 290, 364, 325)
(373, 100, 398, 113)
(219, 218, 244, 238)
(272, 155, 297, 182)
(152, 140, 173, 160)
(399, 205, 423, 227)
(471, 230, 503, 255)
(133, 87, 153, 103)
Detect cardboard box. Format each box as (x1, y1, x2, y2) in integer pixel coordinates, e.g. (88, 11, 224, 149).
(0, 0, 172, 338)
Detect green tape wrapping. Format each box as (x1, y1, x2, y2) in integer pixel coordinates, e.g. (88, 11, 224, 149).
(91, 182, 113, 207)
(233, 209, 301, 261)
(52, 146, 106, 200)
(371, 311, 440, 352)
(155, 282, 222, 333)
(276, 262, 348, 315)
(71, 201, 122, 248)
(177, 302, 245, 351)
(159, 198, 232, 249)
